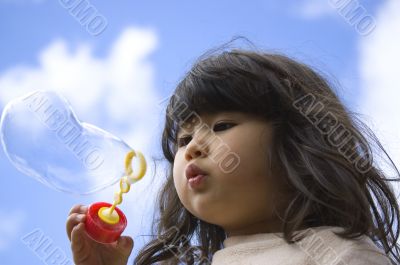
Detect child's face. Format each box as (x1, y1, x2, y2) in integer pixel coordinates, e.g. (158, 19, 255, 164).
(173, 111, 289, 236)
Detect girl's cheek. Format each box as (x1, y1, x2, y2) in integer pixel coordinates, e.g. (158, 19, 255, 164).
(172, 172, 180, 194)
(172, 162, 183, 189)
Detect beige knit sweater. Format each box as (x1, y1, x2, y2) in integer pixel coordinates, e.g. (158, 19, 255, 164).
(211, 226, 391, 265)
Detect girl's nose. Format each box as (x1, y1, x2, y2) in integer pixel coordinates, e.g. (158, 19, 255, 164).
(184, 132, 210, 161)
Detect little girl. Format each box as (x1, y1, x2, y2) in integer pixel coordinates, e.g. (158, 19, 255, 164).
(66, 48, 400, 265)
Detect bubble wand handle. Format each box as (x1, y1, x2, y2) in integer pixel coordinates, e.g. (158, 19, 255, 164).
(85, 150, 147, 244)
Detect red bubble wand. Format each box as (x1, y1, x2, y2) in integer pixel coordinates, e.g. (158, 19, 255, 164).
(85, 150, 146, 244)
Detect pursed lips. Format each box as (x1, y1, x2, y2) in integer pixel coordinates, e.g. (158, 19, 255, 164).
(185, 163, 207, 180)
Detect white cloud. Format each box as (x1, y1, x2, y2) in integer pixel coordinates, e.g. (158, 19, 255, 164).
(0, 209, 25, 251)
(0, 26, 166, 200)
(358, 0, 400, 177)
(0, 27, 161, 154)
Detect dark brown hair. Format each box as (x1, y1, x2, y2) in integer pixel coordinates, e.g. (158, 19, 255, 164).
(134, 48, 400, 264)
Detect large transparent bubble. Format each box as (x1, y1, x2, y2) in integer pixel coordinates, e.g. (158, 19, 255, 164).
(0, 90, 138, 195)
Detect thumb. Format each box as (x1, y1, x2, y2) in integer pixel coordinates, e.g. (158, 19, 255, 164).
(116, 236, 134, 256)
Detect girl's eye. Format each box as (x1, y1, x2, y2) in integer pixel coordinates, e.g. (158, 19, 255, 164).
(177, 136, 192, 147)
(176, 122, 235, 147)
(213, 122, 236, 132)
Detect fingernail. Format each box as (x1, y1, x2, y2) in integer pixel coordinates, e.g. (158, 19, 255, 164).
(80, 205, 88, 212)
(122, 238, 131, 247)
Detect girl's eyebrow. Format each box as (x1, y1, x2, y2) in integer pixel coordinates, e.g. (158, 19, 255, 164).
(176, 117, 201, 137)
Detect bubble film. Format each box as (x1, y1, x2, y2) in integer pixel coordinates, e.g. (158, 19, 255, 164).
(0, 90, 134, 195)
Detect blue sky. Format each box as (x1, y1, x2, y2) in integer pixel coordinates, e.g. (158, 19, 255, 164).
(0, 0, 399, 264)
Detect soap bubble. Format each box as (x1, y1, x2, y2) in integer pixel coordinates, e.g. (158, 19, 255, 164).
(0, 90, 140, 195)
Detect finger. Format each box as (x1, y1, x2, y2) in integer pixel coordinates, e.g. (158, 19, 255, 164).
(116, 236, 134, 257)
(70, 222, 87, 254)
(66, 213, 86, 241)
(69, 204, 88, 215)
(70, 223, 91, 264)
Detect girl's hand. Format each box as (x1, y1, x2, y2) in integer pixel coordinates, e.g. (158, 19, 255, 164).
(66, 204, 134, 265)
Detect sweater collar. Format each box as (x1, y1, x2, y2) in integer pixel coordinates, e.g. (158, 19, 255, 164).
(223, 226, 339, 248)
